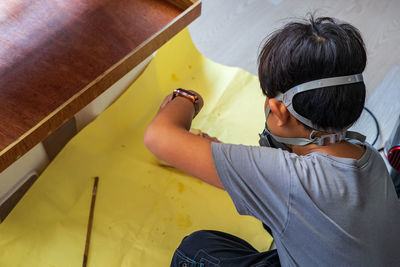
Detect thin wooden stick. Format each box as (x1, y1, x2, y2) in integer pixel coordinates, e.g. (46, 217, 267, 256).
(83, 177, 99, 267)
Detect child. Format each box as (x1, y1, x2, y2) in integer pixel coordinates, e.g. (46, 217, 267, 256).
(144, 16, 400, 266)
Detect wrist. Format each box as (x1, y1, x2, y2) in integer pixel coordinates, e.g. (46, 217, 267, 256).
(155, 96, 194, 130)
(172, 88, 201, 116)
(172, 96, 196, 114)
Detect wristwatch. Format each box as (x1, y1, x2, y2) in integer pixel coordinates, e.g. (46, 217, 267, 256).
(172, 88, 200, 115)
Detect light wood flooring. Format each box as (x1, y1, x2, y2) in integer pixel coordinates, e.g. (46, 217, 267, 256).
(188, 0, 400, 147)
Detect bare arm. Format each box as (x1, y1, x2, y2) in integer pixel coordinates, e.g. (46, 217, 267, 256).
(143, 92, 224, 189)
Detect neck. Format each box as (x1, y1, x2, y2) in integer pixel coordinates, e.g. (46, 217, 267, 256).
(266, 114, 365, 160)
(290, 141, 365, 160)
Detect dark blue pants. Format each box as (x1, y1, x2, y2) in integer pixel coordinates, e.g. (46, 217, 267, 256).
(170, 230, 280, 267)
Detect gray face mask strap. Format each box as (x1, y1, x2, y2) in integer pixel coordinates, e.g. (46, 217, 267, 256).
(262, 123, 314, 146)
(277, 74, 364, 132)
(309, 130, 346, 145)
(263, 74, 366, 146)
(263, 124, 347, 146)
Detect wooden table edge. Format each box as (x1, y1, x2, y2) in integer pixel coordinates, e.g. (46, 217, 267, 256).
(0, 0, 202, 173)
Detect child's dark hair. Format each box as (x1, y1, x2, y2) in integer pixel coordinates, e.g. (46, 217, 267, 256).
(258, 16, 366, 131)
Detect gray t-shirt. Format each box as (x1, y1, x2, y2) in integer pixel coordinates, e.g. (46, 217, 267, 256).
(211, 142, 400, 267)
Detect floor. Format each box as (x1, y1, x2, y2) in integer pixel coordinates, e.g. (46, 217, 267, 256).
(188, 0, 400, 149)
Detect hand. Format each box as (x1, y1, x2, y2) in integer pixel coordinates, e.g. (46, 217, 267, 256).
(190, 129, 221, 143)
(201, 132, 222, 143)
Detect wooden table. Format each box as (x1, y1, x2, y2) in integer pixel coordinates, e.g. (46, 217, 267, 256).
(0, 0, 201, 172)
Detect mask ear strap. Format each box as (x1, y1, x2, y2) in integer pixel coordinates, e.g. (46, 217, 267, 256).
(345, 131, 366, 143)
(263, 99, 366, 147)
(265, 125, 366, 147)
(264, 106, 316, 146)
(278, 74, 364, 132)
(310, 131, 347, 145)
(264, 124, 317, 146)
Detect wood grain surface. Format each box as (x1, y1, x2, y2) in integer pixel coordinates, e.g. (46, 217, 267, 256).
(0, 0, 201, 172)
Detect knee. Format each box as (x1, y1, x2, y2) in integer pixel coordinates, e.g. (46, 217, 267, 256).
(178, 230, 215, 253)
(183, 230, 214, 241)
(171, 230, 216, 267)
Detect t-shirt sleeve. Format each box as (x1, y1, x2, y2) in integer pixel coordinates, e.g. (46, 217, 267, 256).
(211, 142, 291, 234)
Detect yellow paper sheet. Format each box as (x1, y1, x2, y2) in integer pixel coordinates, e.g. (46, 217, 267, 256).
(0, 28, 272, 267)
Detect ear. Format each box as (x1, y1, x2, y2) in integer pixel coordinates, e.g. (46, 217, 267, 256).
(268, 98, 290, 126)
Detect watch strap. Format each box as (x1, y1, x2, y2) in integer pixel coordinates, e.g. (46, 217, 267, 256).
(172, 88, 200, 115)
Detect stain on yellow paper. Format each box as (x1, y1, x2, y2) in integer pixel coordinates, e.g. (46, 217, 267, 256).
(171, 73, 179, 81)
(178, 182, 185, 193)
(176, 213, 192, 228)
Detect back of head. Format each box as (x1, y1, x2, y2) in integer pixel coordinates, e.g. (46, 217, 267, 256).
(258, 15, 367, 131)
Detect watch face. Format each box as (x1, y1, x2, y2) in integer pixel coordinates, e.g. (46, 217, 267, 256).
(177, 88, 195, 96)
